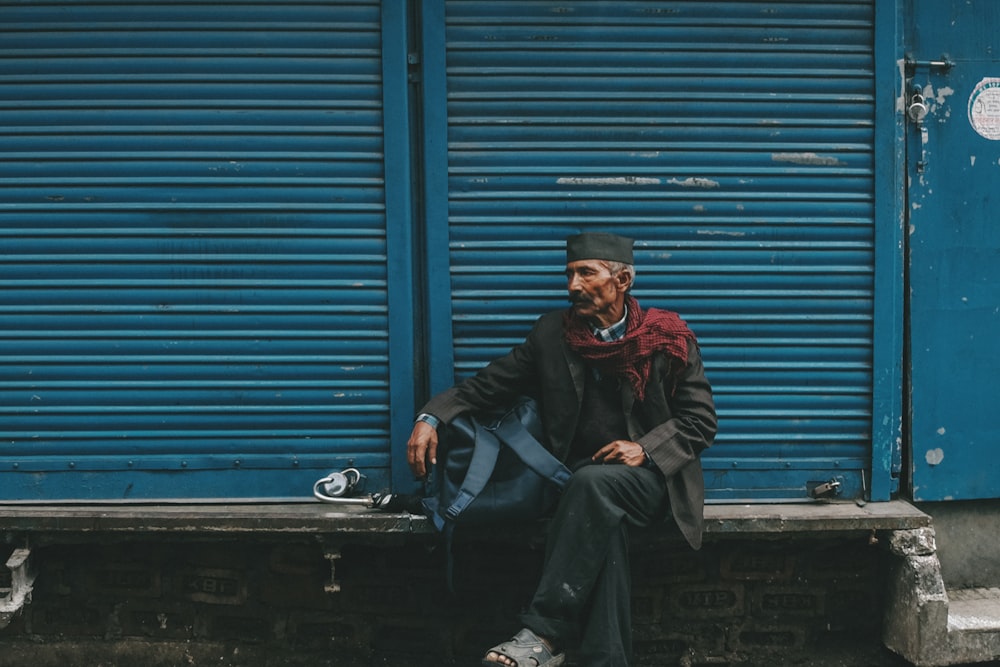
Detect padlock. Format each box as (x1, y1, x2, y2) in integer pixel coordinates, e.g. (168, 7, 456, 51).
(908, 92, 928, 123)
(312, 467, 395, 508)
(809, 478, 842, 499)
(315, 467, 363, 498)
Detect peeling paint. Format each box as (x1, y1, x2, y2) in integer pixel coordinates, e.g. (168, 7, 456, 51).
(697, 230, 745, 237)
(937, 427, 946, 435)
(667, 177, 720, 189)
(918, 126, 930, 186)
(935, 86, 955, 105)
(925, 448, 945, 466)
(771, 152, 843, 167)
(919, 84, 956, 121)
(556, 176, 660, 186)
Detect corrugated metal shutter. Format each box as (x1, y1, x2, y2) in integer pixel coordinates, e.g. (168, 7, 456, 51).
(433, 1, 876, 501)
(0, 1, 394, 500)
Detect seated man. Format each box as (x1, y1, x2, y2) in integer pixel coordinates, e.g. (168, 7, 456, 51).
(407, 231, 717, 667)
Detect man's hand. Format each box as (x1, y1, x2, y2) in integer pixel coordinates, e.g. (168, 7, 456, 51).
(407, 420, 439, 479)
(592, 440, 648, 467)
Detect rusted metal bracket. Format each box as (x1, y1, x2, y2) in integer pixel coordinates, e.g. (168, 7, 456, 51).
(323, 547, 342, 594)
(0, 548, 37, 629)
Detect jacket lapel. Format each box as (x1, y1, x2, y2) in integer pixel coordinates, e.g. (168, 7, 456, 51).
(563, 344, 587, 405)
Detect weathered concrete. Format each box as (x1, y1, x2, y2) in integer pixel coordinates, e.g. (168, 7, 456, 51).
(915, 500, 1000, 589)
(884, 528, 950, 666)
(0, 499, 932, 540)
(883, 527, 1000, 667)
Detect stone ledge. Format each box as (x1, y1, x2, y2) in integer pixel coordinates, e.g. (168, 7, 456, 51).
(0, 499, 929, 542)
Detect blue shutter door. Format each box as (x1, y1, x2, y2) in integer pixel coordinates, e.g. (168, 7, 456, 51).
(0, 2, 398, 500)
(427, 1, 880, 501)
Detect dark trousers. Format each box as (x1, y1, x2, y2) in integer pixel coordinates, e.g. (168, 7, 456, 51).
(519, 463, 669, 667)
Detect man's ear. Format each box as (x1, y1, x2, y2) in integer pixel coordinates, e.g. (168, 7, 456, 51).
(617, 269, 633, 291)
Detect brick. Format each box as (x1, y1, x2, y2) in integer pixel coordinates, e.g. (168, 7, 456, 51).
(176, 568, 246, 605)
(720, 548, 794, 582)
(826, 586, 874, 614)
(267, 543, 325, 576)
(825, 586, 878, 629)
(755, 586, 824, 617)
(27, 602, 107, 636)
(632, 637, 690, 664)
(206, 611, 273, 642)
(638, 622, 728, 660)
(735, 624, 805, 650)
(371, 622, 449, 661)
(119, 602, 196, 639)
(633, 549, 707, 584)
(286, 612, 360, 650)
(93, 564, 162, 599)
(336, 582, 412, 613)
(801, 540, 878, 580)
(668, 584, 745, 619)
(631, 592, 658, 619)
(259, 570, 328, 609)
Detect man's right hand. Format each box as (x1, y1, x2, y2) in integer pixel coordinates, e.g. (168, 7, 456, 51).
(406, 420, 439, 479)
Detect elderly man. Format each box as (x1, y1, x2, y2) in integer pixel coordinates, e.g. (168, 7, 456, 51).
(407, 232, 717, 667)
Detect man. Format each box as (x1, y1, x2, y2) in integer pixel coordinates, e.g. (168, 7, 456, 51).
(407, 232, 717, 667)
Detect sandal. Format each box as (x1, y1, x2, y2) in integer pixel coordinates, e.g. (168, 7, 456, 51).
(482, 628, 565, 667)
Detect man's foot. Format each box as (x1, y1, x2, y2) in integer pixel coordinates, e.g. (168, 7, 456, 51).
(482, 628, 564, 667)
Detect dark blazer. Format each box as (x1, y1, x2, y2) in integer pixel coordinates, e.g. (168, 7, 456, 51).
(420, 307, 717, 549)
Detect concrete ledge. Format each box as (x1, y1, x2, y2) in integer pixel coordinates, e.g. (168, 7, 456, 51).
(702, 499, 930, 534)
(0, 499, 930, 541)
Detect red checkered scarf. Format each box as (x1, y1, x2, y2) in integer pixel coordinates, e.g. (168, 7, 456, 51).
(563, 295, 694, 401)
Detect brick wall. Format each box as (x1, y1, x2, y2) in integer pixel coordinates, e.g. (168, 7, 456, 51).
(0, 532, 888, 667)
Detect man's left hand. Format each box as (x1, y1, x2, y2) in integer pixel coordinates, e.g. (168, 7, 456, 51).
(592, 440, 648, 467)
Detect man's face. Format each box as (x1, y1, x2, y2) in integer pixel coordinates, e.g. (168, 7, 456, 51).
(566, 259, 631, 327)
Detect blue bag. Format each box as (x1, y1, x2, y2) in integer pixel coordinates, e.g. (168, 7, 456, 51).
(423, 397, 573, 531)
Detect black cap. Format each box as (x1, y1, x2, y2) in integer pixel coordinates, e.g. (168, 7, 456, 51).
(566, 232, 634, 264)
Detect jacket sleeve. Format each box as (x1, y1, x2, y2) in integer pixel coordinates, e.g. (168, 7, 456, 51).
(418, 316, 546, 424)
(637, 342, 717, 480)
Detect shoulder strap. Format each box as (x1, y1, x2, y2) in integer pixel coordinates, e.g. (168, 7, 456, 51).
(442, 419, 501, 521)
(493, 416, 572, 488)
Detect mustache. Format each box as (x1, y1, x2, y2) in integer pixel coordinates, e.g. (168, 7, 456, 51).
(568, 294, 590, 305)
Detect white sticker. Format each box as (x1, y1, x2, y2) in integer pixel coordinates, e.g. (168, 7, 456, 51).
(968, 78, 1000, 140)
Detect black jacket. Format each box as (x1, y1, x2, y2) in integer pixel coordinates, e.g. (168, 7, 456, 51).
(420, 307, 717, 549)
